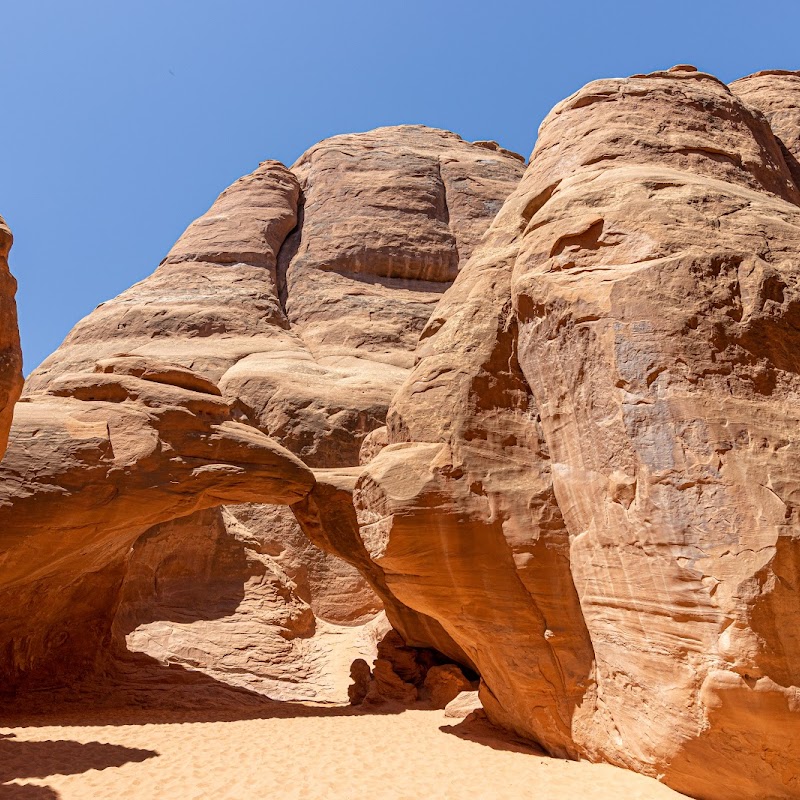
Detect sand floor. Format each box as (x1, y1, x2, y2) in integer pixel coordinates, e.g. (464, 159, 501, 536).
(0, 703, 688, 800)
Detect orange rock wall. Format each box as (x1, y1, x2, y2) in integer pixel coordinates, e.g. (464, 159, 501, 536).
(0, 215, 22, 459)
(355, 68, 800, 798)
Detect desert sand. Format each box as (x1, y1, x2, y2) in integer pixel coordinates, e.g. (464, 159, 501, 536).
(0, 704, 685, 800)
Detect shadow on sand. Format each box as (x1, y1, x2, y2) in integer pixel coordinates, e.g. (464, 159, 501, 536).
(0, 732, 157, 799)
(2, 655, 556, 799)
(439, 711, 547, 756)
(3, 655, 411, 729)
(0, 785, 60, 799)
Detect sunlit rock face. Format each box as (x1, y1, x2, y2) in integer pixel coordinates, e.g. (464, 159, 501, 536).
(0, 128, 524, 700)
(731, 70, 800, 187)
(350, 67, 800, 799)
(6, 65, 798, 799)
(0, 214, 22, 460)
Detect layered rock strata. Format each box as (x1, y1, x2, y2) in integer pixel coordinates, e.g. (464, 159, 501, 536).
(0, 358, 315, 690)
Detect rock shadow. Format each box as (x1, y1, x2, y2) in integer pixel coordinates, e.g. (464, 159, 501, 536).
(111, 508, 250, 635)
(4, 650, 408, 728)
(439, 712, 546, 756)
(0, 731, 157, 798)
(0, 784, 59, 799)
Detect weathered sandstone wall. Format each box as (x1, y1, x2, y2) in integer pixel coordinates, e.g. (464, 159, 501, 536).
(0, 129, 523, 699)
(3, 67, 798, 798)
(350, 67, 800, 798)
(0, 214, 22, 459)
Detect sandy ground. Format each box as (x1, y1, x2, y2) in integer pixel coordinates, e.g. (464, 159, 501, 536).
(0, 704, 687, 800)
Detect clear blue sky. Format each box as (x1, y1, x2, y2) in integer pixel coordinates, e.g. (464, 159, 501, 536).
(3, 0, 800, 372)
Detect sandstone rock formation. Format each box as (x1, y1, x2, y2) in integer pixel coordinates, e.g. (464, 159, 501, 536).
(422, 664, 474, 709)
(109, 504, 382, 702)
(0, 359, 315, 691)
(731, 70, 800, 186)
(338, 66, 800, 799)
(444, 690, 481, 719)
(1, 127, 524, 699)
(347, 657, 372, 705)
(510, 68, 800, 799)
(0, 214, 22, 459)
(4, 66, 799, 800)
(26, 128, 525, 468)
(344, 626, 474, 707)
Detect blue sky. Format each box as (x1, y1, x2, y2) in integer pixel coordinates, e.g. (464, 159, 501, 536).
(3, 0, 800, 372)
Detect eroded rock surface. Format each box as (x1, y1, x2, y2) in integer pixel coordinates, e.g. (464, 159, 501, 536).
(514, 65, 800, 798)
(732, 70, 800, 186)
(0, 359, 315, 689)
(352, 67, 800, 798)
(344, 626, 473, 708)
(111, 505, 381, 701)
(0, 215, 22, 459)
(6, 69, 797, 799)
(224, 126, 526, 466)
(423, 664, 474, 709)
(2, 128, 524, 700)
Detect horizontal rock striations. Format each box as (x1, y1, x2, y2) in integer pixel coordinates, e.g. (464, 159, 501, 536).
(224, 126, 525, 466)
